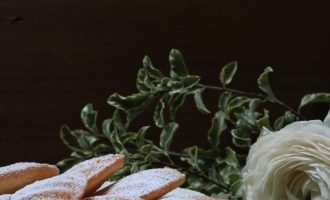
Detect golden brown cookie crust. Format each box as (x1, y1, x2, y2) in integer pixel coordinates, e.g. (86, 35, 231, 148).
(0, 162, 59, 195)
(11, 172, 87, 200)
(65, 154, 125, 196)
(100, 168, 185, 200)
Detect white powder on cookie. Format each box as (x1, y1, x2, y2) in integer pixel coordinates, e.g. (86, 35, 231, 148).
(0, 194, 11, 200)
(11, 172, 87, 200)
(103, 168, 185, 198)
(65, 154, 124, 178)
(160, 188, 214, 199)
(0, 163, 58, 177)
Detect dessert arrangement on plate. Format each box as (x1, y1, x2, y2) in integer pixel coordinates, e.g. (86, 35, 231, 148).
(0, 154, 217, 200)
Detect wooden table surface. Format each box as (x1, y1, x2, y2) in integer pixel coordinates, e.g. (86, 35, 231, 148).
(0, 0, 329, 165)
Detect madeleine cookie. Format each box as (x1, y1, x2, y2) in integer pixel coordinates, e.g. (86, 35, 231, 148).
(160, 188, 215, 200)
(85, 196, 142, 200)
(100, 168, 185, 200)
(65, 154, 124, 196)
(0, 162, 59, 194)
(11, 172, 87, 200)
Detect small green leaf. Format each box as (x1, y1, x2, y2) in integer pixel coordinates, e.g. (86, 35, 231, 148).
(170, 94, 187, 120)
(81, 104, 98, 132)
(231, 129, 251, 148)
(229, 173, 241, 185)
(228, 96, 250, 113)
(130, 162, 139, 174)
(60, 125, 81, 151)
(169, 49, 189, 77)
(137, 126, 150, 147)
(108, 93, 153, 126)
(143, 55, 164, 79)
(70, 151, 85, 159)
(140, 144, 154, 160)
(126, 95, 153, 125)
(208, 111, 227, 148)
(102, 119, 113, 139)
(218, 91, 232, 112)
(274, 111, 298, 130)
(111, 165, 131, 181)
(224, 148, 239, 167)
(157, 77, 171, 89)
(230, 179, 243, 196)
(220, 61, 238, 86)
(257, 67, 278, 102)
(180, 75, 200, 89)
(168, 75, 200, 94)
(234, 108, 261, 130)
(140, 144, 153, 155)
(160, 122, 179, 156)
(94, 144, 112, 154)
(299, 93, 330, 110)
(167, 80, 183, 91)
(112, 109, 125, 133)
(108, 93, 152, 112)
(194, 89, 211, 114)
(136, 68, 153, 93)
(139, 164, 151, 171)
(76, 134, 93, 151)
(121, 132, 138, 145)
(249, 98, 263, 111)
(154, 98, 165, 128)
(257, 110, 272, 130)
(110, 129, 126, 153)
(182, 146, 201, 171)
(217, 148, 240, 186)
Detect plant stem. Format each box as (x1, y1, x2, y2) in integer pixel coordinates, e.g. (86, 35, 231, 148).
(199, 83, 306, 120)
(156, 160, 230, 192)
(152, 146, 215, 161)
(276, 100, 306, 120)
(168, 151, 214, 161)
(199, 83, 264, 99)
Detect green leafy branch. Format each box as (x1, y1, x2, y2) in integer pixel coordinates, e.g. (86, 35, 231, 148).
(57, 49, 330, 199)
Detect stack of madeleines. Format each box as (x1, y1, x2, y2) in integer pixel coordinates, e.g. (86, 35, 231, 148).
(0, 154, 220, 200)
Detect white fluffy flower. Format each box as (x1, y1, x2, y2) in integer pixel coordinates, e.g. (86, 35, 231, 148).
(241, 110, 330, 200)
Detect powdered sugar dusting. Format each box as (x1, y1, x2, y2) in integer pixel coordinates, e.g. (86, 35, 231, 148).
(160, 188, 213, 200)
(0, 163, 58, 177)
(0, 194, 11, 200)
(85, 195, 142, 200)
(103, 168, 185, 198)
(65, 154, 124, 179)
(11, 172, 87, 200)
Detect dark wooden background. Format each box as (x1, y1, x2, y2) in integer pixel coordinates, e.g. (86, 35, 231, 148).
(0, 1, 329, 165)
